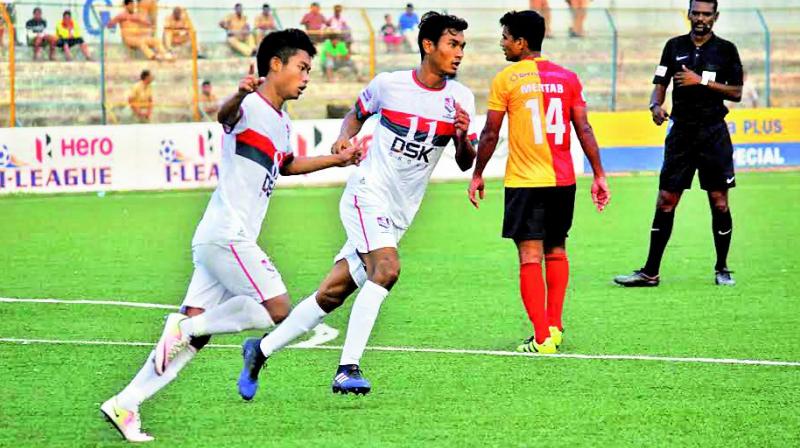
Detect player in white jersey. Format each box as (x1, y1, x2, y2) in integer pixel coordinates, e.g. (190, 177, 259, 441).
(237, 12, 478, 398)
(100, 29, 360, 443)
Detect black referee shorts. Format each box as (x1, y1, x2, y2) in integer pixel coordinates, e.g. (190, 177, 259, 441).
(502, 185, 576, 243)
(660, 121, 736, 192)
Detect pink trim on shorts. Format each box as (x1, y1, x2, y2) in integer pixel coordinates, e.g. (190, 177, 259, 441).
(353, 195, 371, 252)
(229, 243, 265, 302)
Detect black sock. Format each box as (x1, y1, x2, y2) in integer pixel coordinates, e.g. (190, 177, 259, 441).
(643, 210, 675, 277)
(712, 208, 733, 271)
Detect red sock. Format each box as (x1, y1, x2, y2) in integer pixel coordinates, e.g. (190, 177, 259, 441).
(520, 263, 549, 344)
(545, 253, 569, 331)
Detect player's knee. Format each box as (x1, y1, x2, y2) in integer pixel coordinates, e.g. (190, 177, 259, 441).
(316, 286, 347, 312)
(712, 201, 729, 214)
(189, 335, 211, 351)
(372, 258, 401, 288)
(656, 195, 679, 212)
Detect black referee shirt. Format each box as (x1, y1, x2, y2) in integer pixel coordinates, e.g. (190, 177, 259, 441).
(653, 33, 743, 125)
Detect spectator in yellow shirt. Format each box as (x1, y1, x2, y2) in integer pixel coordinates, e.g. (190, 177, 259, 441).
(198, 80, 219, 120)
(129, 69, 154, 123)
(219, 3, 255, 57)
(55, 10, 92, 61)
(163, 7, 192, 52)
(107, 0, 173, 61)
(253, 3, 277, 47)
(137, 0, 158, 36)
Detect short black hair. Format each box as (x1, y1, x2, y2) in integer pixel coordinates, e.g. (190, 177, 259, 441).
(123, 0, 133, 5)
(256, 28, 317, 76)
(263, 3, 270, 8)
(63, 10, 72, 18)
(33, 7, 42, 13)
(417, 11, 468, 62)
(140, 69, 151, 80)
(499, 10, 545, 52)
(202, 80, 211, 86)
(690, 0, 718, 12)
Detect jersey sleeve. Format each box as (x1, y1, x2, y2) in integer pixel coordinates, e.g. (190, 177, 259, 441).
(487, 72, 509, 112)
(354, 73, 385, 120)
(570, 73, 587, 109)
(653, 40, 674, 86)
(223, 95, 250, 134)
(725, 43, 744, 87)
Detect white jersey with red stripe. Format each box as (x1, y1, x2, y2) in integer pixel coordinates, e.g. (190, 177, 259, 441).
(192, 92, 292, 245)
(347, 69, 478, 229)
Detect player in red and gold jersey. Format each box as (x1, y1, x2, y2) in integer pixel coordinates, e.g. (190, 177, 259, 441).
(468, 10, 610, 354)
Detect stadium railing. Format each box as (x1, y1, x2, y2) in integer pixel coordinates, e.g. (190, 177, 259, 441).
(2, 4, 799, 126)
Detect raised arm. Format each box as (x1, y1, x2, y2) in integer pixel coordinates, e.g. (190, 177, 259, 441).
(218, 63, 263, 129)
(467, 109, 504, 208)
(571, 105, 610, 212)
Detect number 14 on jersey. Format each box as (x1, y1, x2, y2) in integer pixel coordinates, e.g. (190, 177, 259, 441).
(525, 98, 566, 145)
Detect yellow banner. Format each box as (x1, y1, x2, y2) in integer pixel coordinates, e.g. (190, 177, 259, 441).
(589, 108, 800, 147)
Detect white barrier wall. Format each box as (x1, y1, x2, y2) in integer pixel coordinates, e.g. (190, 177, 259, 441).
(0, 118, 585, 195)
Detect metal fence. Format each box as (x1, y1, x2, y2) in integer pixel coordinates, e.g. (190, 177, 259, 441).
(1, 3, 799, 127)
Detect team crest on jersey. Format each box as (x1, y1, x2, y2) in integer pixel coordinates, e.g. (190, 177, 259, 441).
(376, 216, 391, 229)
(444, 97, 456, 118)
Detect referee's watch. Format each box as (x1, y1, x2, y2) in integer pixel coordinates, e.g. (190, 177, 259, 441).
(648, 103, 660, 111)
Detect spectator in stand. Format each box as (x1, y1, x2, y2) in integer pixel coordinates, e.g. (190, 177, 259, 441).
(55, 10, 93, 61)
(529, 0, 553, 38)
(137, 0, 159, 37)
(254, 3, 277, 47)
(300, 2, 326, 43)
(26, 7, 57, 61)
(163, 7, 192, 52)
(108, 0, 173, 61)
(129, 69, 154, 123)
(398, 3, 419, 52)
(380, 14, 403, 53)
(319, 34, 360, 83)
(567, 0, 591, 38)
(327, 4, 352, 49)
(199, 80, 220, 120)
(220, 3, 255, 57)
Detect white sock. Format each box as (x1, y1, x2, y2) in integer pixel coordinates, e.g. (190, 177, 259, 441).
(339, 281, 388, 366)
(179, 295, 274, 337)
(260, 292, 327, 357)
(117, 346, 197, 410)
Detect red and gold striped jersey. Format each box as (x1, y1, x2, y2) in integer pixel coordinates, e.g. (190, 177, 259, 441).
(488, 57, 586, 188)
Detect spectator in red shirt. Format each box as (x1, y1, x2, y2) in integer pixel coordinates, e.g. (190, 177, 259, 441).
(300, 2, 326, 42)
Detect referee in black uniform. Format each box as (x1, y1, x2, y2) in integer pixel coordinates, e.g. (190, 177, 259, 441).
(615, 0, 743, 287)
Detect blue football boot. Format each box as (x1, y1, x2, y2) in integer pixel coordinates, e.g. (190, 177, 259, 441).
(331, 364, 371, 395)
(237, 337, 267, 401)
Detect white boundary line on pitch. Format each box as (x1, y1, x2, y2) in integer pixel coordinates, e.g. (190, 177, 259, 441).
(0, 297, 339, 349)
(3, 297, 800, 368)
(1, 337, 799, 368)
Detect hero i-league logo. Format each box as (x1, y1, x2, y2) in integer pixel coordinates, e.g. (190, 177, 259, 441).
(0, 134, 113, 190)
(161, 130, 220, 184)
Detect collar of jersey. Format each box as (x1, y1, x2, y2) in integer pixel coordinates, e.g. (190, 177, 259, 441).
(411, 69, 446, 91)
(521, 56, 547, 62)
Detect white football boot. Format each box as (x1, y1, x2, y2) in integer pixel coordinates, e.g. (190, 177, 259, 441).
(100, 396, 154, 443)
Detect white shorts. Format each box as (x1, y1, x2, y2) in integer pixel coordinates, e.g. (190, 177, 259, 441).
(181, 242, 287, 310)
(335, 192, 406, 288)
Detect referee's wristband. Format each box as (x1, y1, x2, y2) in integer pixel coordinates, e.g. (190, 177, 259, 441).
(648, 103, 661, 111)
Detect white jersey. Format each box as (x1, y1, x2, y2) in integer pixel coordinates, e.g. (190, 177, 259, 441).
(346, 70, 478, 229)
(192, 92, 292, 245)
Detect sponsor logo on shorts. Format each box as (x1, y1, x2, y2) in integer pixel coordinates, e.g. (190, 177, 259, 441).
(377, 216, 391, 229)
